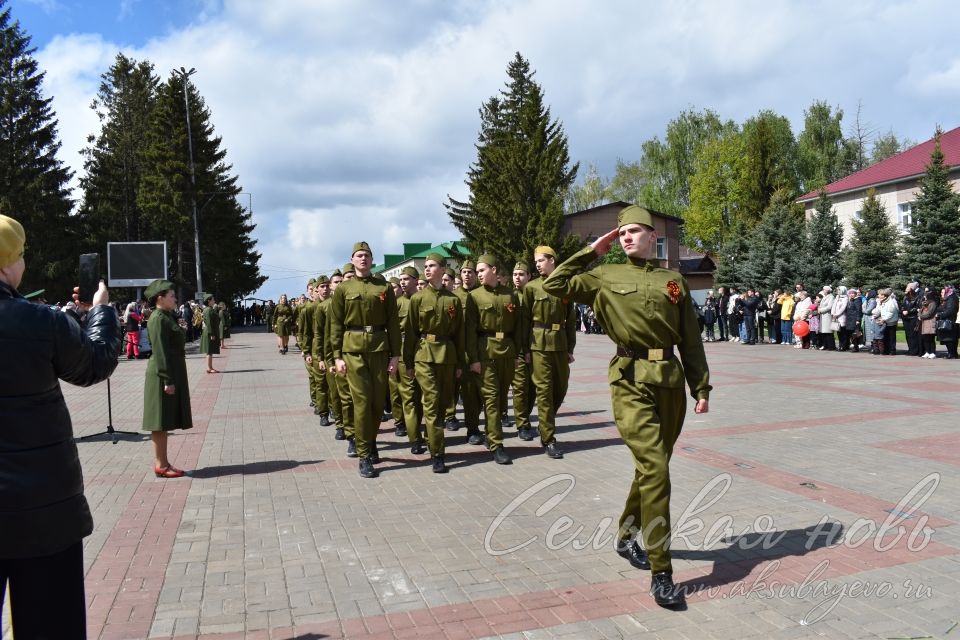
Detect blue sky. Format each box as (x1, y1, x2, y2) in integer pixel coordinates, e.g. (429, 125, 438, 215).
(13, 0, 960, 300)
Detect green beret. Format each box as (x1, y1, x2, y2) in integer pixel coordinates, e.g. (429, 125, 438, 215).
(315, 275, 329, 285)
(342, 262, 355, 273)
(460, 259, 476, 272)
(444, 267, 456, 279)
(331, 268, 342, 278)
(477, 253, 499, 268)
(424, 252, 447, 267)
(401, 266, 419, 279)
(144, 279, 174, 300)
(352, 241, 372, 255)
(617, 205, 654, 229)
(513, 261, 530, 273)
(389, 277, 400, 285)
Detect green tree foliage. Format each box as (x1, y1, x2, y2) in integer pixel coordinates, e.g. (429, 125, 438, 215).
(740, 191, 806, 291)
(871, 130, 914, 164)
(842, 188, 900, 289)
(137, 73, 265, 301)
(636, 108, 736, 217)
(0, 1, 77, 297)
(79, 54, 159, 249)
(564, 162, 608, 213)
(606, 158, 645, 204)
(738, 110, 800, 221)
(900, 129, 960, 286)
(713, 219, 752, 290)
(686, 131, 743, 253)
(447, 53, 578, 266)
(802, 190, 844, 287)
(797, 101, 847, 191)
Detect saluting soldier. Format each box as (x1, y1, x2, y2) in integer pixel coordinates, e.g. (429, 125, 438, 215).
(199, 294, 220, 373)
(466, 254, 526, 465)
(330, 242, 402, 479)
(395, 266, 423, 442)
(511, 261, 535, 439)
(299, 279, 318, 408)
(523, 246, 577, 458)
(448, 259, 482, 439)
(404, 253, 465, 472)
(542, 205, 711, 608)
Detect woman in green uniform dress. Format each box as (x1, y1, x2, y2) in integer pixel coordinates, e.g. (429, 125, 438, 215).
(218, 301, 230, 348)
(200, 294, 221, 372)
(274, 294, 293, 354)
(142, 280, 193, 478)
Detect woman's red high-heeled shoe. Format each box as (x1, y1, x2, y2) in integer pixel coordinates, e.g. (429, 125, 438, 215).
(154, 465, 185, 478)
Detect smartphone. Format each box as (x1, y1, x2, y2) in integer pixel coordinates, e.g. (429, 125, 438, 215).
(78, 253, 100, 303)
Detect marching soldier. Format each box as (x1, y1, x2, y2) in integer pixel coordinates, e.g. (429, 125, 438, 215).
(396, 266, 423, 443)
(511, 261, 535, 439)
(308, 276, 332, 425)
(523, 246, 577, 458)
(325, 271, 347, 437)
(388, 276, 406, 433)
(466, 254, 526, 464)
(330, 243, 402, 478)
(542, 205, 711, 608)
(299, 279, 318, 408)
(404, 253, 465, 472)
(448, 259, 482, 439)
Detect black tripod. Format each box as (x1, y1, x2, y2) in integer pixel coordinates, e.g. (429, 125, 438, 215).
(79, 378, 140, 444)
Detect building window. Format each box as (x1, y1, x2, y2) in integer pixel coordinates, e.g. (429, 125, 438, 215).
(898, 202, 913, 230)
(853, 210, 863, 221)
(656, 238, 667, 260)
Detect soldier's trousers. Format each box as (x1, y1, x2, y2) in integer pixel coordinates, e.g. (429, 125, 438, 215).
(399, 371, 423, 443)
(460, 369, 482, 433)
(611, 378, 685, 574)
(343, 351, 388, 459)
(326, 367, 342, 424)
(512, 357, 534, 430)
(445, 378, 460, 423)
(414, 361, 454, 457)
(314, 363, 329, 414)
(334, 371, 353, 439)
(531, 350, 569, 445)
(480, 357, 515, 450)
(304, 359, 316, 404)
(388, 371, 403, 422)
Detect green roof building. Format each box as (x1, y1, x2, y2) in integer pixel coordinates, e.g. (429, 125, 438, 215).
(373, 241, 472, 278)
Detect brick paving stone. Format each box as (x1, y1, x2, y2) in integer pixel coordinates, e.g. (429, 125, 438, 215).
(5, 330, 960, 640)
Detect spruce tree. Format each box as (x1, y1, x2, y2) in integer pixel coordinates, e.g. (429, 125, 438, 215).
(0, 1, 77, 296)
(138, 73, 264, 301)
(79, 54, 159, 250)
(714, 219, 751, 290)
(900, 129, 960, 286)
(740, 191, 806, 291)
(802, 189, 844, 288)
(446, 53, 578, 265)
(842, 188, 899, 290)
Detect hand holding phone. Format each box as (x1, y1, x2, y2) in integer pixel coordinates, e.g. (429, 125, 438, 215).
(78, 254, 100, 303)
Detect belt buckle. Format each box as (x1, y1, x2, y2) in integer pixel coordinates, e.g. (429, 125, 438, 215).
(495, 332, 505, 340)
(364, 325, 374, 333)
(426, 334, 436, 343)
(551, 323, 561, 331)
(647, 348, 663, 361)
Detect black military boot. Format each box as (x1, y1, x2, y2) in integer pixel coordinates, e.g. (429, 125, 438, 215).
(616, 539, 650, 570)
(493, 447, 512, 465)
(518, 427, 535, 441)
(359, 458, 378, 478)
(444, 417, 461, 431)
(346, 437, 357, 458)
(319, 414, 330, 427)
(369, 446, 380, 464)
(650, 571, 685, 608)
(334, 427, 345, 440)
(466, 430, 484, 445)
(545, 442, 564, 459)
(432, 456, 447, 474)
(394, 422, 407, 438)
(411, 440, 427, 455)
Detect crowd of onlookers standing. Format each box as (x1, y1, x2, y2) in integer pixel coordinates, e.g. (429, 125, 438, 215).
(696, 283, 960, 359)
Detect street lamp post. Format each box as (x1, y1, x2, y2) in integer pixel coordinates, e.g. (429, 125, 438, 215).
(173, 66, 203, 298)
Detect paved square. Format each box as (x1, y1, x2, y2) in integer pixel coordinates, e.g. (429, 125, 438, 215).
(4, 330, 959, 639)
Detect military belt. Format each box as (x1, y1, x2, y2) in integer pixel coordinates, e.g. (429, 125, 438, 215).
(480, 331, 512, 339)
(616, 345, 675, 361)
(420, 333, 451, 343)
(533, 322, 565, 331)
(346, 325, 386, 334)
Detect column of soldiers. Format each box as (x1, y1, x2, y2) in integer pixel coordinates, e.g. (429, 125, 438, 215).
(293, 242, 578, 477)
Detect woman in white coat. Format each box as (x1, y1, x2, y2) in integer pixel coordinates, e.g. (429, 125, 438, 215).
(816, 286, 836, 350)
(830, 286, 849, 350)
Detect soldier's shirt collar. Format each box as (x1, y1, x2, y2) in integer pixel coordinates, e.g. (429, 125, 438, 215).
(627, 257, 659, 270)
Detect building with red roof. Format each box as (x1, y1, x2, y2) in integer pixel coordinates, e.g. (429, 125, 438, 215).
(797, 126, 960, 243)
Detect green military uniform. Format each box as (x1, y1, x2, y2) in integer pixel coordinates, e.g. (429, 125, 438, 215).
(219, 306, 230, 340)
(299, 285, 319, 407)
(395, 269, 423, 442)
(292, 302, 302, 338)
(542, 207, 711, 575)
(511, 262, 535, 434)
(466, 255, 526, 453)
(330, 243, 402, 464)
(310, 279, 331, 418)
(524, 251, 577, 447)
(200, 303, 221, 354)
(451, 261, 482, 436)
(388, 277, 405, 423)
(404, 277, 465, 459)
(273, 303, 293, 336)
(324, 295, 351, 436)
(142, 304, 193, 432)
(264, 303, 274, 332)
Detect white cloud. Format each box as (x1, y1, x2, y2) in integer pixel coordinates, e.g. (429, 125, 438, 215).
(32, 0, 960, 300)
